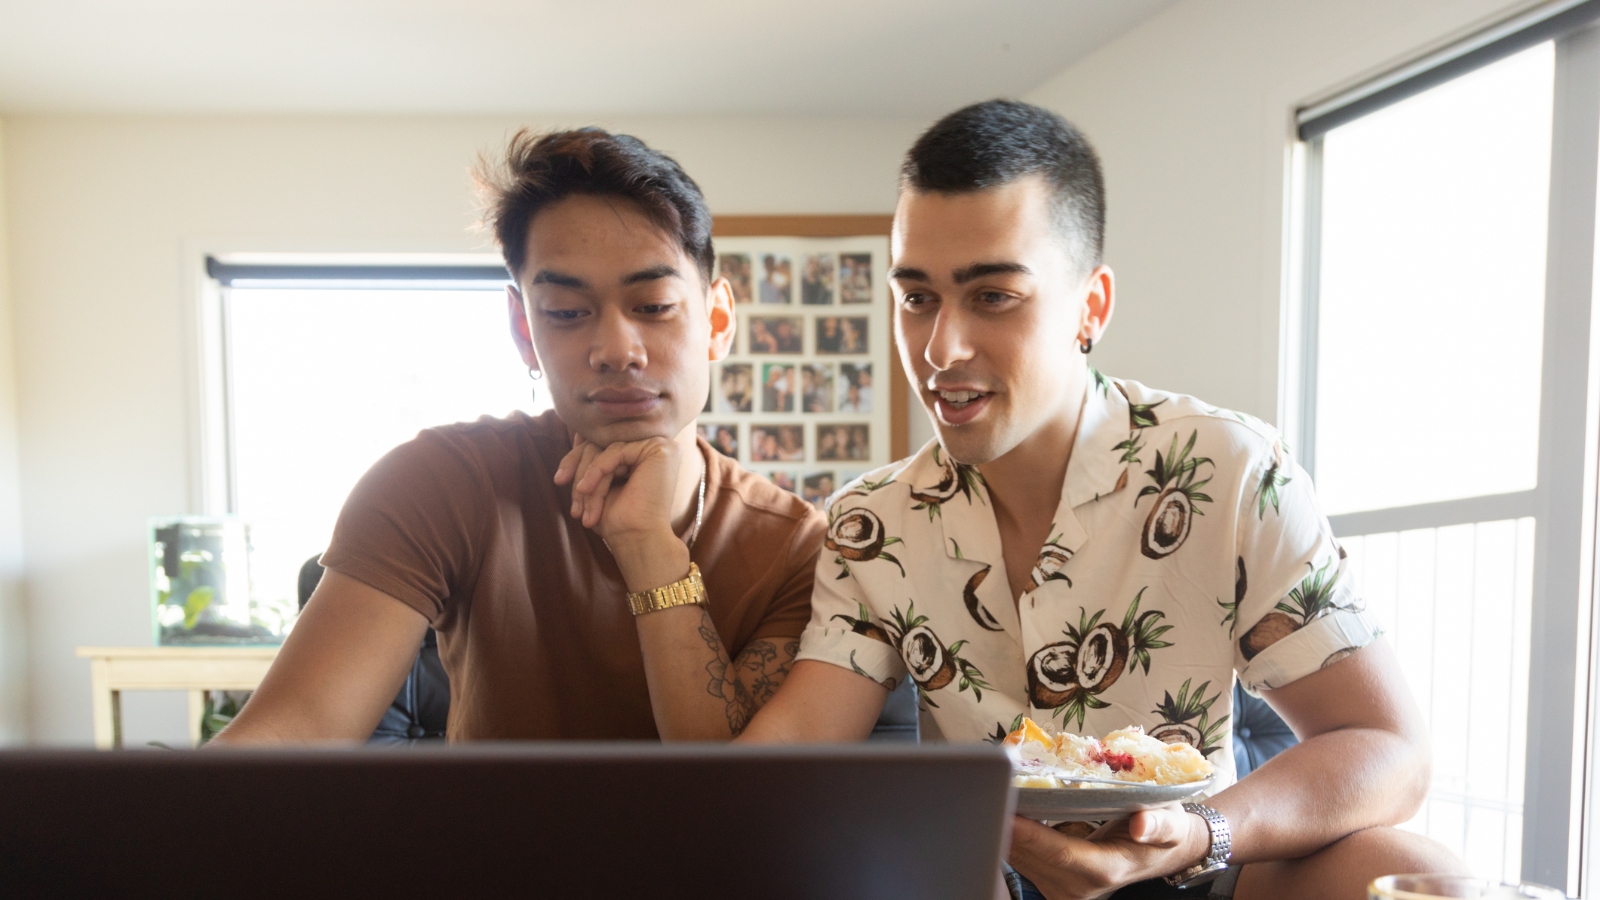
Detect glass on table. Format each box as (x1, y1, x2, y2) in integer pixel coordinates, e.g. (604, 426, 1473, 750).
(1368, 875, 1566, 899)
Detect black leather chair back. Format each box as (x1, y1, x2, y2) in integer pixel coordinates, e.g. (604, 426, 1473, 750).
(297, 557, 447, 744)
(1231, 681, 1298, 777)
(871, 679, 919, 742)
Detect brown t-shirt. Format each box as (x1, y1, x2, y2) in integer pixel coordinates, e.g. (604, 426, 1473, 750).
(321, 410, 826, 741)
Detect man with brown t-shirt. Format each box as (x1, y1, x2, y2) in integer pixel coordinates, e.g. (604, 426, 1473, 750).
(216, 128, 825, 743)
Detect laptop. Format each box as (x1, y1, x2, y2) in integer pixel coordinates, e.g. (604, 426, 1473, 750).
(0, 742, 1014, 899)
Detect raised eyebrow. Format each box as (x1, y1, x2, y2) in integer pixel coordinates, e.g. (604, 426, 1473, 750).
(953, 262, 1032, 285)
(621, 264, 681, 285)
(530, 269, 587, 289)
(889, 266, 931, 282)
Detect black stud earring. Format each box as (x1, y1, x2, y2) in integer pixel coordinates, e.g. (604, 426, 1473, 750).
(1079, 337, 1094, 354)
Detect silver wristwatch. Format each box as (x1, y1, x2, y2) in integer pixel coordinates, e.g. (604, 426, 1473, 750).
(1163, 802, 1232, 889)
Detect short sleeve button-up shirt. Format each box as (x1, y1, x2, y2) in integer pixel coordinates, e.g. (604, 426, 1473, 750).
(794, 372, 1380, 788)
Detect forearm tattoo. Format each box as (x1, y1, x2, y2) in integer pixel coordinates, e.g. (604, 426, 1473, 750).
(698, 608, 798, 735)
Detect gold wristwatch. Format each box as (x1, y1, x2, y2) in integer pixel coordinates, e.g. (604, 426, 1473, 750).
(626, 563, 707, 616)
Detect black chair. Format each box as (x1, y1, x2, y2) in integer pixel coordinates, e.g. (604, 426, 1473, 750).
(1231, 681, 1297, 778)
(871, 679, 920, 743)
(296, 555, 921, 744)
(297, 556, 448, 744)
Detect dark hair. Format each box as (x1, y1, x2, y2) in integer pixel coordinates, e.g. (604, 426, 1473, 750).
(901, 99, 1105, 273)
(474, 127, 714, 283)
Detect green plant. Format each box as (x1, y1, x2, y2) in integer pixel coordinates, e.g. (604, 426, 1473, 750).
(157, 547, 224, 630)
(198, 691, 250, 744)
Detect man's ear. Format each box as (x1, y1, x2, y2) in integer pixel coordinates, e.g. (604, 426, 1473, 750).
(507, 285, 541, 372)
(1078, 265, 1115, 346)
(706, 276, 737, 362)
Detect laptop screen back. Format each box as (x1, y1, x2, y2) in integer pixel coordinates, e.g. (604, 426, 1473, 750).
(0, 742, 1013, 900)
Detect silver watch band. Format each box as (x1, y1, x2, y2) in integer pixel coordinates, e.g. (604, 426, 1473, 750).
(1163, 801, 1232, 888)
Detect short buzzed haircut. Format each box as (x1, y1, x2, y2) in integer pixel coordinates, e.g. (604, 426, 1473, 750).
(901, 99, 1105, 275)
(474, 127, 715, 284)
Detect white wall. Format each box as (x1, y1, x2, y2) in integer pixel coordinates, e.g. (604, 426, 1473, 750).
(0, 0, 1551, 745)
(0, 123, 26, 744)
(0, 113, 923, 744)
(1024, 0, 1538, 423)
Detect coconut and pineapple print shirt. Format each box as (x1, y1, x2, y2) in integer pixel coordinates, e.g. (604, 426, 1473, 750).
(794, 371, 1380, 789)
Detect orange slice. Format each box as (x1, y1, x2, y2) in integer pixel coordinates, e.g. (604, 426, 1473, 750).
(1003, 716, 1054, 748)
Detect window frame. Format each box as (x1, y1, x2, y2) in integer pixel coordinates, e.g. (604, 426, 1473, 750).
(1290, 5, 1600, 891)
(193, 253, 511, 519)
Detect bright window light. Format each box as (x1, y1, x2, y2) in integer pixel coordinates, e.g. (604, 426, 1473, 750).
(226, 288, 546, 610)
(1311, 41, 1556, 886)
(1315, 43, 1554, 515)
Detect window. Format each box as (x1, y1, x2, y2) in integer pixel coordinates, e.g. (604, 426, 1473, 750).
(1308, 45, 1553, 884)
(204, 259, 542, 617)
(1294, 4, 1600, 892)
(1313, 45, 1552, 516)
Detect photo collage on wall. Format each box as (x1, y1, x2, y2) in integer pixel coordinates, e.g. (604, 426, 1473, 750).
(698, 235, 891, 509)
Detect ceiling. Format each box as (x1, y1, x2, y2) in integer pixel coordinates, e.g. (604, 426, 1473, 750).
(0, 0, 1175, 116)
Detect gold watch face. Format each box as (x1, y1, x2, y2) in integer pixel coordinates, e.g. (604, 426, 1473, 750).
(627, 564, 706, 615)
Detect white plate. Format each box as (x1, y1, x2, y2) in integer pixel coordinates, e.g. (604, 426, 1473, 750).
(1013, 776, 1213, 822)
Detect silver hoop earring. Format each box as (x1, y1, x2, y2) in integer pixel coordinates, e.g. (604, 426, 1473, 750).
(528, 369, 542, 381)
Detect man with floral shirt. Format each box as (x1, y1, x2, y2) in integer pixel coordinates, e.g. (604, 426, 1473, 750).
(739, 101, 1465, 899)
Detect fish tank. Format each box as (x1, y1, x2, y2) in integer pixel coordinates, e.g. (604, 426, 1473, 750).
(149, 516, 291, 646)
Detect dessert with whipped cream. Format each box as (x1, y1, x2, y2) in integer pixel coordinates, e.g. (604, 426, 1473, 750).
(1003, 717, 1213, 788)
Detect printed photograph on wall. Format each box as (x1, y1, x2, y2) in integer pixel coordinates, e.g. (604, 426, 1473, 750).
(758, 253, 793, 305)
(801, 364, 833, 413)
(748, 316, 803, 354)
(702, 234, 888, 487)
(838, 362, 872, 413)
(800, 253, 835, 305)
(817, 423, 870, 461)
(697, 423, 739, 459)
(815, 316, 868, 354)
(802, 472, 837, 508)
(762, 363, 796, 413)
(839, 253, 872, 304)
(751, 424, 805, 462)
(717, 363, 753, 413)
(719, 253, 753, 304)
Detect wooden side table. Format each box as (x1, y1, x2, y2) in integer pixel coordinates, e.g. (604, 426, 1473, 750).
(74, 646, 279, 749)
